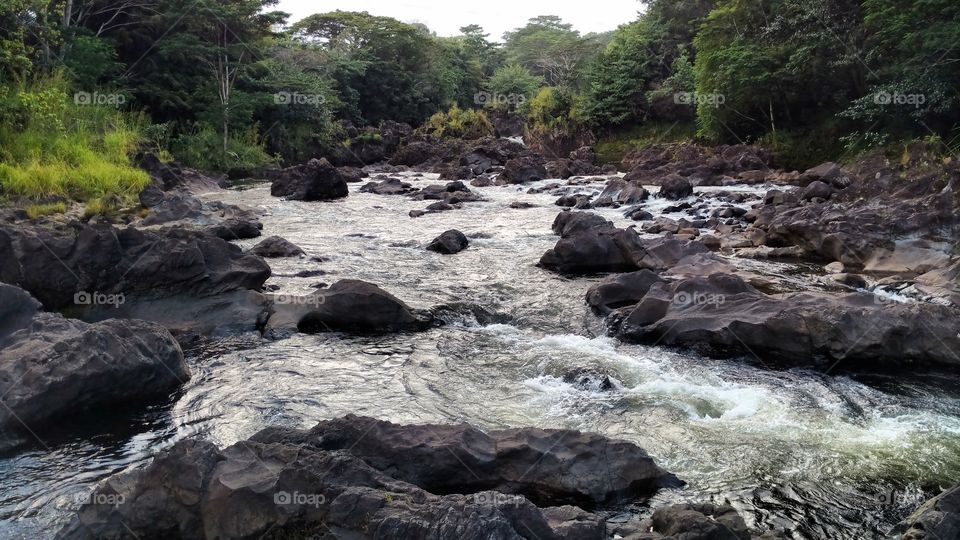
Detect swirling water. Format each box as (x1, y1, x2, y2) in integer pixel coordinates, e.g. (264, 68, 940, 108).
(2, 173, 960, 539)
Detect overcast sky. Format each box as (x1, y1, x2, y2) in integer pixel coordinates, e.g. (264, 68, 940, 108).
(274, 0, 643, 41)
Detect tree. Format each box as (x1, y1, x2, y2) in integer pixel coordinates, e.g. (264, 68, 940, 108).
(502, 15, 598, 87)
(486, 64, 542, 111)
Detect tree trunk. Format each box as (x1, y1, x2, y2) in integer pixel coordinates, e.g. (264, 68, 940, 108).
(63, 0, 74, 28)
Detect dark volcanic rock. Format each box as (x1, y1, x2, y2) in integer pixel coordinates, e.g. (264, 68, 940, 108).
(610, 273, 960, 370)
(360, 177, 417, 195)
(896, 484, 960, 540)
(801, 180, 833, 201)
(586, 270, 667, 316)
(271, 158, 349, 201)
(0, 222, 271, 311)
(427, 229, 469, 254)
(594, 179, 649, 207)
(267, 280, 432, 335)
(0, 284, 188, 437)
(248, 236, 305, 258)
(58, 415, 679, 540)
(629, 503, 785, 539)
(658, 175, 694, 200)
(502, 155, 548, 184)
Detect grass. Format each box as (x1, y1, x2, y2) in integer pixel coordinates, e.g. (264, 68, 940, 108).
(594, 121, 698, 165)
(24, 202, 67, 219)
(0, 76, 150, 206)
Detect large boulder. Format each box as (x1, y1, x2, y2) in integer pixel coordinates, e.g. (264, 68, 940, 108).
(586, 270, 667, 316)
(360, 177, 418, 195)
(427, 229, 469, 254)
(540, 215, 710, 275)
(658, 174, 694, 200)
(0, 222, 270, 312)
(593, 179, 650, 207)
(266, 279, 432, 335)
(270, 158, 349, 201)
(610, 273, 960, 370)
(0, 284, 188, 439)
(502, 155, 548, 184)
(58, 415, 679, 540)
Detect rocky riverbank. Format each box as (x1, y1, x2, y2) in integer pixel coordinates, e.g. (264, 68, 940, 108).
(2, 129, 959, 538)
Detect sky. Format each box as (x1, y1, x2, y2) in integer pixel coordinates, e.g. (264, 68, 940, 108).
(273, 0, 643, 41)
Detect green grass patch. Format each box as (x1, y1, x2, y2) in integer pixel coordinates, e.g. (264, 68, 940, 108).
(594, 121, 697, 165)
(0, 76, 150, 205)
(24, 202, 67, 219)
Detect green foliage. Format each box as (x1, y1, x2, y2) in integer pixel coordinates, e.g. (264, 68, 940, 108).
(528, 86, 583, 134)
(486, 64, 542, 111)
(420, 105, 494, 140)
(172, 124, 276, 171)
(25, 201, 67, 219)
(502, 16, 601, 87)
(0, 76, 149, 203)
(594, 121, 697, 164)
(62, 33, 122, 89)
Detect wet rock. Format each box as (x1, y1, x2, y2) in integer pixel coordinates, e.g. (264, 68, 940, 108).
(627, 503, 786, 539)
(337, 165, 368, 183)
(625, 207, 654, 221)
(0, 222, 271, 312)
(360, 177, 417, 195)
(59, 415, 679, 540)
(271, 158, 349, 201)
(470, 175, 494, 187)
(562, 368, 616, 392)
(799, 162, 849, 188)
(896, 484, 960, 540)
(0, 284, 187, 438)
(658, 175, 694, 200)
(267, 280, 432, 334)
(551, 211, 613, 238)
(610, 273, 960, 370)
(594, 179, 650, 207)
(556, 194, 593, 209)
(502, 155, 548, 184)
(510, 201, 536, 209)
(248, 236, 305, 258)
(427, 230, 469, 254)
(586, 270, 667, 315)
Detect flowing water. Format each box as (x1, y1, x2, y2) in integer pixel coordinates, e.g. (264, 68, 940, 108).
(3, 173, 960, 539)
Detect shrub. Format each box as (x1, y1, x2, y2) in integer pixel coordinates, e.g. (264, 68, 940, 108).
(420, 105, 494, 140)
(172, 124, 277, 171)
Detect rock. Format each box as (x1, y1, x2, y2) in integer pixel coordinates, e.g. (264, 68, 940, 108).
(540, 220, 709, 276)
(896, 484, 960, 540)
(0, 222, 271, 312)
(0, 284, 188, 438)
(470, 175, 494, 187)
(502, 155, 547, 184)
(562, 368, 615, 392)
(248, 236, 305, 258)
(427, 230, 469, 254)
(270, 158, 349, 201)
(610, 273, 960, 370)
(586, 270, 667, 315)
(459, 137, 526, 175)
(337, 166, 368, 183)
(799, 162, 849, 188)
(569, 146, 596, 163)
(658, 175, 694, 200)
(625, 207, 654, 221)
(59, 415, 679, 540)
(825, 261, 845, 273)
(801, 180, 833, 201)
(633, 503, 785, 539)
(551, 211, 613, 237)
(360, 177, 417, 195)
(510, 201, 536, 209)
(594, 179, 650, 207)
(266, 280, 432, 335)
(555, 194, 593, 209)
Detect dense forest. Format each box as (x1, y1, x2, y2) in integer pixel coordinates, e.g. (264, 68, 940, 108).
(1, 0, 958, 212)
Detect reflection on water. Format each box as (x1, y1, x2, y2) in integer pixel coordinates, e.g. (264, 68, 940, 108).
(2, 174, 959, 539)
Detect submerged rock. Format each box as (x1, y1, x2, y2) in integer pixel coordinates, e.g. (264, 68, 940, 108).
(0, 284, 187, 439)
(427, 229, 469, 254)
(896, 484, 960, 540)
(58, 415, 679, 540)
(248, 235, 305, 258)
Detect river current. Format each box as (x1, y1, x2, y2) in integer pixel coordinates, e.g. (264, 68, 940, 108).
(2, 173, 960, 539)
